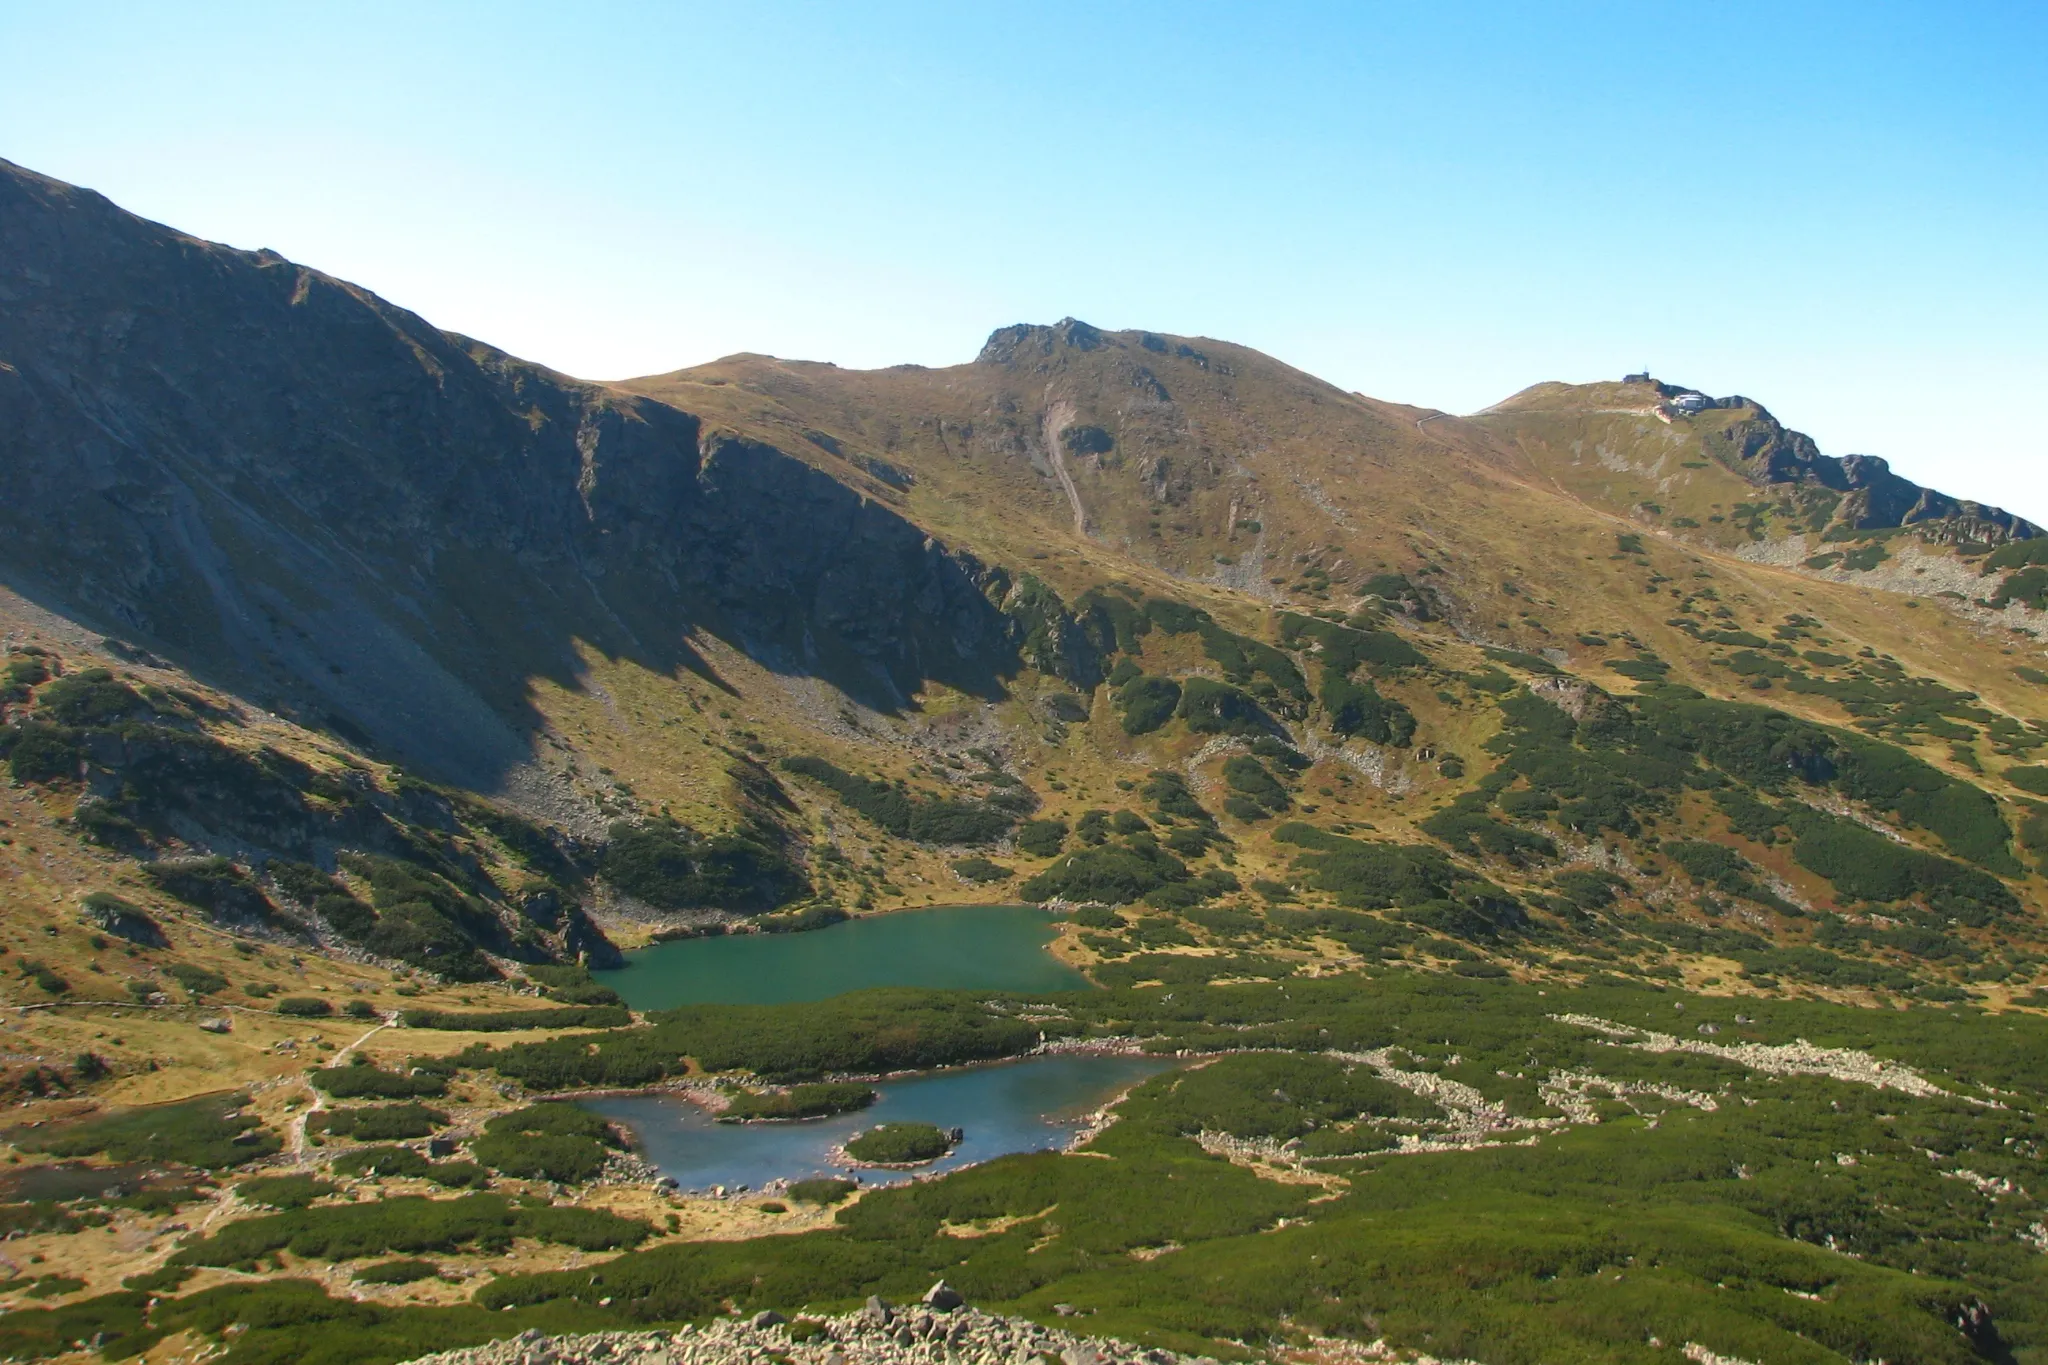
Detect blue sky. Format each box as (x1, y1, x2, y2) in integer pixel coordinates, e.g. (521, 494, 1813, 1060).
(5, 2, 2044, 518)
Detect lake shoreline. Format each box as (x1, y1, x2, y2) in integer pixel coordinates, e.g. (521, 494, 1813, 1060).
(526, 1037, 1163, 1105)
(593, 902, 1089, 1011)
(583, 1052, 1181, 1195)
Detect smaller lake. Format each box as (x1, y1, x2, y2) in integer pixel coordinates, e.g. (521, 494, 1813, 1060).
(587, 1054, 1174, 1193)
(596, 904, 1089, 1010)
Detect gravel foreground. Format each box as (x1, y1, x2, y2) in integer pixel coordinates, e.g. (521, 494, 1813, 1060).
(401, 1288, 1220, 1365)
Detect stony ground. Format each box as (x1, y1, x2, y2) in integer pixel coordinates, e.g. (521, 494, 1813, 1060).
(401, 1291, 1214, 1365)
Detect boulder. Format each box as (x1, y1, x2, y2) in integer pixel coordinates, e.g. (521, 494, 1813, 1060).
(923, 1280, 964, 1311)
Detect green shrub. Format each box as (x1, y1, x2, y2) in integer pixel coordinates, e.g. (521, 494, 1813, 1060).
(1982, 537, 2048, 572)
(121, 1265, 194, 1293)
(1136, 1053, 1431, 1139)
(142, 857, 278, 927)
(1552, 869, 1619, 910)
(399, 1005, 631, 1032)
(1279, 613, 1428, 671)
(311, 1104, 448, 1143)
(2005, 766, 2048, 795)
(1275, 824, 1527, 941)
(22, 1274, 89, 1298)
(779, 758, 1013, 845)
(1019, 840, 1191, 906)
(471, 1103, 622, 1183)
(600, 819, 807, 913)
(755, 902, 851, 933)
(1127, 916, 1197, 947)
(164, 962, 230, 998)
(0, 652, 50, 700)
(356, 1259, 441, 1285)
(1713, 786, 1786, 843)
(1483, 647, 1560, 675)
(1222, 756, 1290, 812)
(1015, 819, 1068, 857)
(1183, 905, 1260, 938)
(778, 1178, 851, 1203)
(845, 1122, 955, 1164)
(1141, 770, 1213, 824)
(951, 856, 1011, 883)
(0, 1291, 156, 1361)
(464, 991, 1041, 1089)
(331, 1145, 435, 1180)
(2, 721, 85, 783)
(1115, 676, 1182, 735)
(1042, 692, 1090, 723)
(268, 860, 347, 906)
(525, 963, 626, 1006)
(278, 996, 336, 1017)
(36, 669, 146, 726)
(1320, 673, 1417, 744)
(1418, 791, 1557, 861)
(1641, 693, 2019, 872)
(1787, 810, 2017, 925)
(311, 1061, 448, 1100)
(334, 854, 505, 984)
(327, 1146, 485, 1189)
(238, 1175, 336, 1210)
(1662, 839, 1800, 914)
(1175, 677, 1268, 735)
(78, 891, 168, 947)
(719, 1083, 877, 1123)
(169, 1193, 650, 1268)
(13, 1093, 278, 1168)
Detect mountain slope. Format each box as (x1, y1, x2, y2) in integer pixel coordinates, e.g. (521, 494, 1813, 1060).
(6, 157, 2048, 979)
(0, 158, 1017, 792)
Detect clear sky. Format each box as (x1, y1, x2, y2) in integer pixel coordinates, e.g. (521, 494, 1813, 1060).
(5, 2, 2044, 519)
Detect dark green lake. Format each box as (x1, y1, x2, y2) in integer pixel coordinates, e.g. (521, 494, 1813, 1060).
(595, 903, 1089, 1010)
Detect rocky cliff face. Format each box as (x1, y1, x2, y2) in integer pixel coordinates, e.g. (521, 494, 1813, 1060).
(0, 160, 1016, 787)
(1703, 404, 2037, 541)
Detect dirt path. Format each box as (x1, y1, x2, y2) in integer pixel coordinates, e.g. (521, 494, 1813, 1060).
(1039, 399, 1088, 535)
(287, 1016, 393, 1159)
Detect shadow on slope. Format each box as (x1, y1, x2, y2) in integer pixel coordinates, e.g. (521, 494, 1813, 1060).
(0, 160, 1019, 788)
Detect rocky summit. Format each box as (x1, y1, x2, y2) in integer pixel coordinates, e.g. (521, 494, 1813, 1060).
(4, 158, 2048, 1365)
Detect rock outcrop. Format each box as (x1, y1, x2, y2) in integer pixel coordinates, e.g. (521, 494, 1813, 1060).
(400, 1304, 1210, 1365)
(1697, 402, 2037, 542)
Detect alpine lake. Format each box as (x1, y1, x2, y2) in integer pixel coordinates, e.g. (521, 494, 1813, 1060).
(586, 905, 1175, 1191)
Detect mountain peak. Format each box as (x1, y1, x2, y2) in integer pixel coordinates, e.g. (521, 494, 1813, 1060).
(976, 317, 1112, 365)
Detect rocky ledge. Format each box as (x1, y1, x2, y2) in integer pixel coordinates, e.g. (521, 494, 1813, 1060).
(401, 1285, 1215, 1365)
